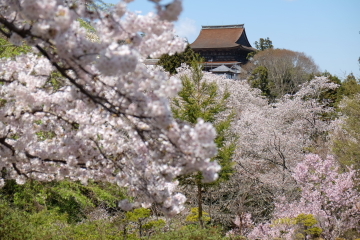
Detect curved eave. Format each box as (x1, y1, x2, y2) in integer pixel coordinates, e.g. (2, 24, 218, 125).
(193, 45, 256, 52)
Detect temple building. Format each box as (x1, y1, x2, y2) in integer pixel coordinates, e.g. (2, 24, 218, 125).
(190, 24, 256, 79)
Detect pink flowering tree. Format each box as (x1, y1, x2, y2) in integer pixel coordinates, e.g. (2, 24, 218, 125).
(248, 154, 360, 239)
(0, 0, 221, 216)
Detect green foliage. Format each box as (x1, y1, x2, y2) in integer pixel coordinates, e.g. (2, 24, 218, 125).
(0, 200, 69, 240)
(149, 224, 228, 240)
(173, 67, 228, 123)
(295, 214, 322, 238)
(173, 62, 236, 183)
(172, 62, 236, 178)
(0, 35, 32, 59)
(36, 130, 56, 141)
(0, 179, 132, 239)
(186, 207, 211, 223)
(272, 217, 297, 226)
(314, 72, 359, 119)
(126, 208, 151, 222)
(332, 93, 360, 173)
(295, 214, 317, 227)
(118, 208, 167, 238)
(335, 73, 360, 105)
(247, 37, 273, 59)
(254, 37, 274, 51)
(9, 133, 20, 140)
(0, 199, 168, 240)
(0, 200, 125, 240)
(0, 180, 127, 223)
(158, 45, 203, 74)
(47, 70, 65, 91)
(248, 66, 274, 100)
(172, 62, 236, 227)
(78, 18, 96, 32)
(271, 214, 322, 239)
(317, 71, 341, 108)
(62, 219, 123, 240)
(0, 98, 7, 107)
(34, 120, 43, 125)
(143, 219, 166, 231)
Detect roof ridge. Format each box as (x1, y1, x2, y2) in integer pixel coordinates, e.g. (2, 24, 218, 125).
(202, 24, 244, 29)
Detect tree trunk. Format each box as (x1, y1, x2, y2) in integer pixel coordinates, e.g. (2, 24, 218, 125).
(197, 181, 204, 228)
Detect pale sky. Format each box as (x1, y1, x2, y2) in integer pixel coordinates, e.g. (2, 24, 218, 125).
(106, 0, 360, 79)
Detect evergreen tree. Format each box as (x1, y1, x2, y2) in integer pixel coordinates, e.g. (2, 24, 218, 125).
(247, 66, 274, 100)
(247, 37, 273, 59)
(157, 45, 203, 74)
(317, 71, 341, 108)
(254, 37, 274, 51)
(335, 73, 360, 104)
(172, 62, 236, 227)
(333, 94, 360, 175)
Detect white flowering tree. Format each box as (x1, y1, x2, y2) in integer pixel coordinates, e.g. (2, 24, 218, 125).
(232, 77, 338, 192)
(0, 0, 221, 216)
(199, 76, 339, 224)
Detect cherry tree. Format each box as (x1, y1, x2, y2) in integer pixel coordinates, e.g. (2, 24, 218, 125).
(232, 77, 338, 194)
(171, 64, 340, 225)
(0, 0, 221, 216)
(248, 154, 360, 239)
(196, 75, 339, 224)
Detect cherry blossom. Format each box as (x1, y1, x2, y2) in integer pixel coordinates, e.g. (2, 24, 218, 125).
(230, 76, 338, 194)
(0, 0, 219, 216)
(248, 154, 360, 239)
(176, 66, 337, 194)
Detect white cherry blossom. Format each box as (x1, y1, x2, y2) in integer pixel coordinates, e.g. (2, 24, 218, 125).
(0, 0, 218, 215)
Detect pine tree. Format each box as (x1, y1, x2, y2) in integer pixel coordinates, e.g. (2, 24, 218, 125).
(247, 66, 274, 100)
(246, 37, 273, 59)
(335, 73, 360, 104)
(158, 45, 203, 74)
(172, 62, 236, 227)
(333, 94, 360, 175)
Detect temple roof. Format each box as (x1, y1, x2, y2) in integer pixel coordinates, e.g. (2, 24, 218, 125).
(190, 24, 255, 50)
(143, 59, 159, 65)
(210, 64, 236, 73)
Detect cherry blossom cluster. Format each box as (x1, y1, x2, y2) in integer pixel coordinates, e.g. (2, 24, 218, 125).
(174, 67, 346, 227)
(231, 76, 337, 193)
(175, 66, 337, 197)
(248, 154, 360, 239)
(0, 0, 220, 216)
(226, 213, 253, 237)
